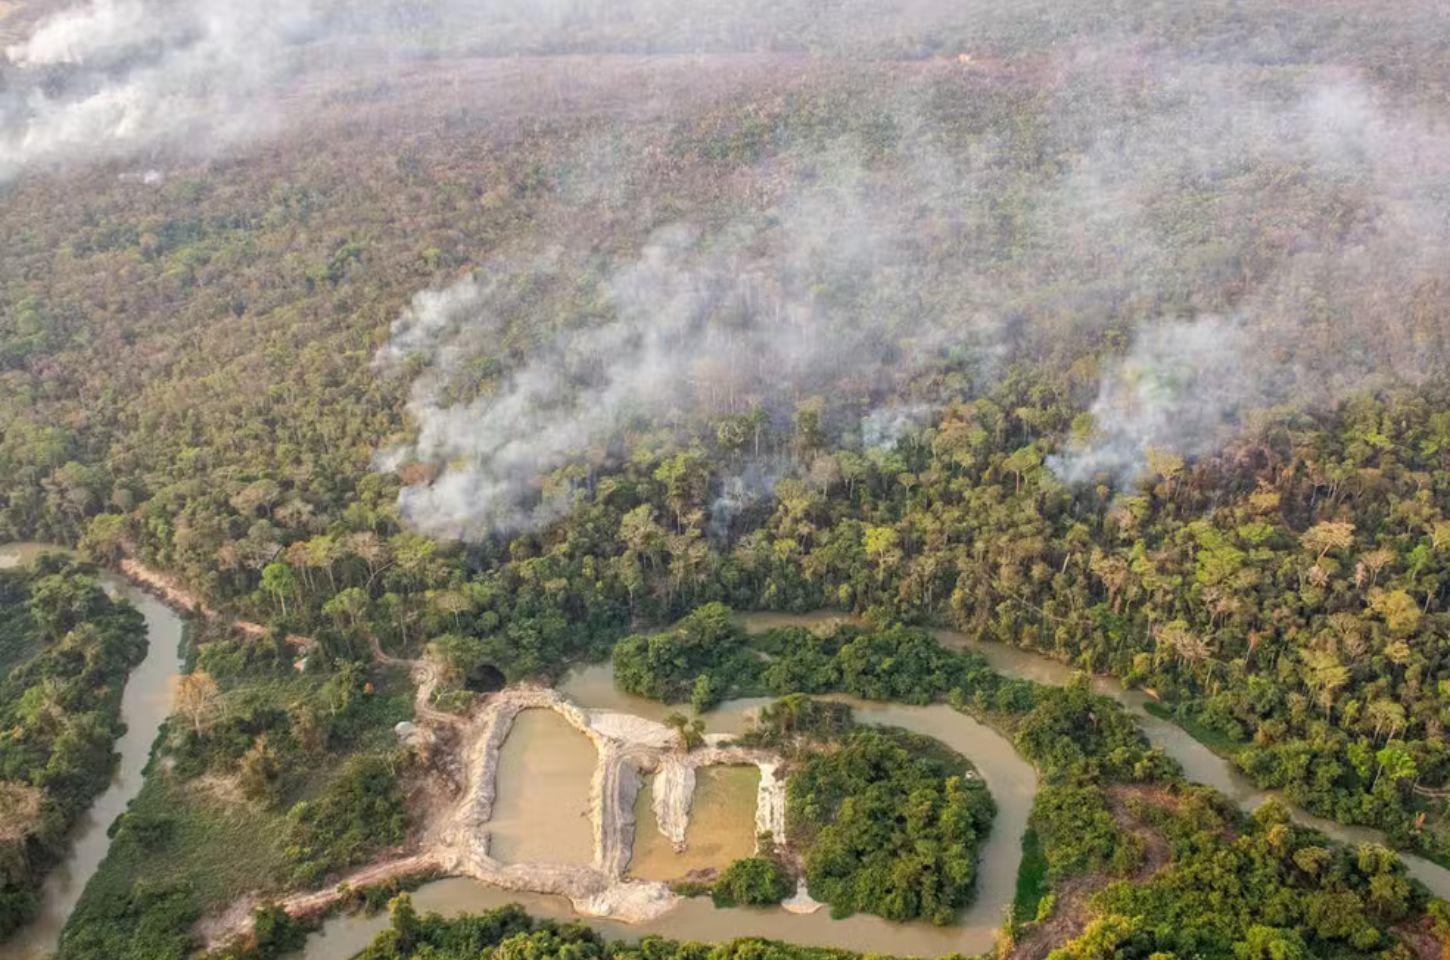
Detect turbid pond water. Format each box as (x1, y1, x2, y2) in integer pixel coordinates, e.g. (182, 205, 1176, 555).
(628, 765, 760, 882)
(1, 543, 188, 960)
(489, 709, 599, 866)
(2, 549, 1443, 960)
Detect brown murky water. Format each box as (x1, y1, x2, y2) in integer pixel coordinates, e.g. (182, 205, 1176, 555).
(559, 663, 765, 735)
(1, 543, 187, 960)
(295, 607, 1450, 958)
(304, 657, 1035, 959)
(488, 708, 599, 866)
(297, 874, 1013, 960)
(628, 766, 760, 882)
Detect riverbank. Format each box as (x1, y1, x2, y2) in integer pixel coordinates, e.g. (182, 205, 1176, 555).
(200, 680, 788, 950)
(746, 610, 1450, 897)
(0, 543, 190, 960)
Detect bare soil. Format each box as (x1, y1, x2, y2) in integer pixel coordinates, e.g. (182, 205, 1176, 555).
(1005, 784, 1178, 960)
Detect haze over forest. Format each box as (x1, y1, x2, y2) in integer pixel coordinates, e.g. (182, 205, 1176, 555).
(5, 0, 1448, 538)
(3, 2, 1450, 960)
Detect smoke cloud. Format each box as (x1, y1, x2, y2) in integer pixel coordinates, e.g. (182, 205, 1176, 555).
(0, 0, 323, 178)
(376, 45, 1450, 536)
(376, 163, 980, 539)
(6, 1, 1447, 526)
(1049, 317, 1251, 485)
(0, 0, 983, 181)
(1049, 71, 1450, 484)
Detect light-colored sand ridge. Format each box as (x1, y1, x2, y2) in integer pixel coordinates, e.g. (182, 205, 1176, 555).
(204, 678, 785, 948)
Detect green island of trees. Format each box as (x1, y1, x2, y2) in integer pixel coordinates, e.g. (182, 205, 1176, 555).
(710, 857, 795, 909)
(788, 727, 995, 924)
(0, 2, 1448, 957)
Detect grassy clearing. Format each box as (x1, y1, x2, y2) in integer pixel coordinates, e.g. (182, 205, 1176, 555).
(1010, 827, 1048, 927)
(74, 766, 290, 919)
(61, 632, 415, 956)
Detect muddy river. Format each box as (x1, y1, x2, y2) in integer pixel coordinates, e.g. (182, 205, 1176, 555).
(1, 543, 188, 960)
(2, 550, 1443, 960)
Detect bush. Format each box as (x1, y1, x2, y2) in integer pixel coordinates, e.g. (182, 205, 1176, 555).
(283, 754, 408, 887)
(713, 857, 794, 907)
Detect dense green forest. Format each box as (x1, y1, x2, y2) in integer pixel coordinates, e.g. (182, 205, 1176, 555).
(0, 556, 147, 938)
(786, 726, 995, 924)
(3, 0, 1450, 957)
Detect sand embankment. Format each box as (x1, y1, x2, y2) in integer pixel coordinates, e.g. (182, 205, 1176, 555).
(206, 681, 786, 948)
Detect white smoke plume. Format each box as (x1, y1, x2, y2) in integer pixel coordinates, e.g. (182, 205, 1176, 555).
(0, 0, 323, 178)
(376, 169, 973, 539)
(1049, 317, 1252, 485)
(1047, 71, 1450, 485)
(861, 405, 933, 452)
(377, 58, 1450, 532)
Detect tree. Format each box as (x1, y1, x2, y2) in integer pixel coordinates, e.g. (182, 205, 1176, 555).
(260, 561, 298, 617)
(863, 526, 902, 585)
(712, 857, 793, 907)
(1233, 925, 1309, 960)
(1373, 745, 1417, 790)
(653, 452, 709, 529)
(1369, 588, 1421, 636)
(1303, 649, 1349, 720)
(664, 712, 705, 751)
(240, 735, 284, 805)
(1365, 699, 1405, 743)
(1300, 521, 1355, 562)
(174, 671, 222, 736)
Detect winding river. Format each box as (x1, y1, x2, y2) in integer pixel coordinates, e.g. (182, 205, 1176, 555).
(753, 613, 1450, 892)
(1, 548, 1443, 960)
(301, 611, 1450, 960)
(1, 542, 189, 960)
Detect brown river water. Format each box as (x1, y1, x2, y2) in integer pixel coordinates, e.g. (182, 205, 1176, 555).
(2, 546, 1445, 959)
(1, 543, 188, 960)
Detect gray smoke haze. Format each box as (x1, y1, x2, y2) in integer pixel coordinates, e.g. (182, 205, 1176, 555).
(0, 0, 323, 178)
(0, 0, 983, 181)
(376, 165, 977, 539)
(1049, 70, 1450, 484)
(5, 1, 1448, 527)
